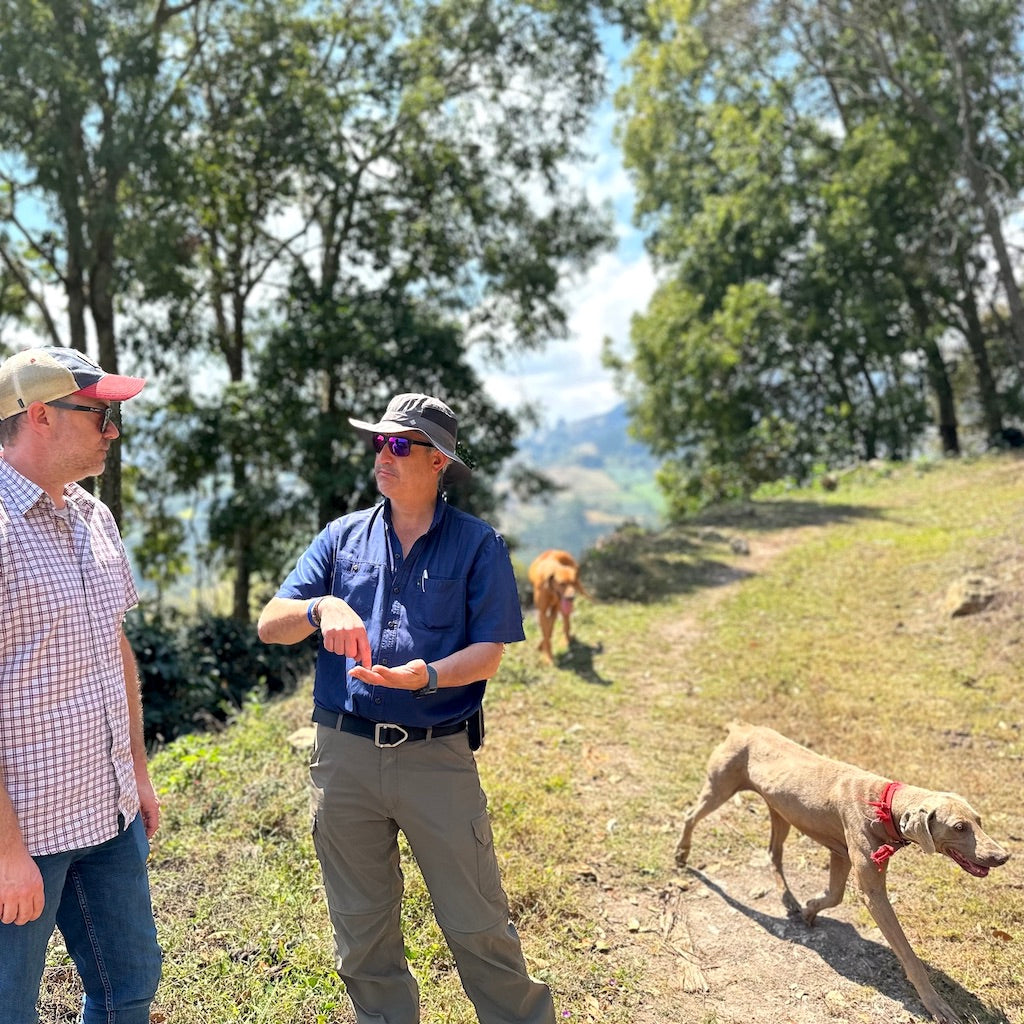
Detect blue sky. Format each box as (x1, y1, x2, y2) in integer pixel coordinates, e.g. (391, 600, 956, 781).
(470, 47, 656, 428)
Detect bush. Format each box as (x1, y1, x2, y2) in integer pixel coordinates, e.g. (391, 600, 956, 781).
(125, 605, 317, 747)
(579, 523, 661, 602)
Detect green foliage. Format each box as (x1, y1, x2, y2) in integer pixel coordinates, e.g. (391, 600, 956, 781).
(1, 0, 620, 618)
(613, 0, 1024, 515)
(126, 605, 317, 746)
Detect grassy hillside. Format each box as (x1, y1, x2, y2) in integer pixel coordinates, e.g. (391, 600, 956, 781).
(40, 453, 1024, 1023)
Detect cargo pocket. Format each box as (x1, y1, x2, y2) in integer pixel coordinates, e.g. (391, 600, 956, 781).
(308, 743, 324, 839)
(472, 813, 502, 901)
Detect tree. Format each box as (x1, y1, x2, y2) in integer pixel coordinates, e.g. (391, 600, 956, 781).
(129, 0, 621, 619)
(789, 0, 1024, 371)
(611, 0, 1024, 512)
(782, 0, 1024, 441)
(1, 1, 643, 617)
(0, 0, 207, 523)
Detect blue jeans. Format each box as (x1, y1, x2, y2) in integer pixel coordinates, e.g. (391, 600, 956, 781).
(0, 814, 162, 1024)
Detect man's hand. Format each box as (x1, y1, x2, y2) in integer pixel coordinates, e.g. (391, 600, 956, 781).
(136, 771, 161, 839)
(0, 845, 44, 925)
(349, 659, 429, 692)
(319, 599, 373, 668)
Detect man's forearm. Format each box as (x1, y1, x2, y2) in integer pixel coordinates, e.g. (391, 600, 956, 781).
(0, 774, 26, 858)
(432, 642, 505, 686)
(119, 629, 148, 766)
(257, 596, 319, 645)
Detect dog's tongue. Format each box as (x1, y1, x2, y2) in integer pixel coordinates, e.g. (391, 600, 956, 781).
(560, 598, 573, 616)
(949, 849, 990, 877)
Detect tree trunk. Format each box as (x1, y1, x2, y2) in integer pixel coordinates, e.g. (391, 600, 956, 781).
(921, 337, 959, 455)
(955, 255, 1003, 439)
(907, 287, 959, 455)
(93, 204, 124, 526)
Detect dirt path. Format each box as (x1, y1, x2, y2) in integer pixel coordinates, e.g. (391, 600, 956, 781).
(582, 824, 937, 1024)
(563, 528, 1010, 1024)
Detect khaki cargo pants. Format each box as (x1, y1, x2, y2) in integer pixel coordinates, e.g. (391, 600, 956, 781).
(310, 724, 556, 1024)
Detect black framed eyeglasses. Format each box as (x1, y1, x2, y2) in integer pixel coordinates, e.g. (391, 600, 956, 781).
(373, 433, 433, 457)
(48, 401, 116, 433)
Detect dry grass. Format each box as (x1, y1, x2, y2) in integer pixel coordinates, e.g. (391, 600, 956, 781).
(38, 452, 1024, 1023)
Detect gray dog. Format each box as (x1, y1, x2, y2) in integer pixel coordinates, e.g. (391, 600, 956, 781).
(676, 722, 1010, 1024)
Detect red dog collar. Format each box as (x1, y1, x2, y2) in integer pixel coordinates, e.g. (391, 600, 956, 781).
(868, 780, 908, 870)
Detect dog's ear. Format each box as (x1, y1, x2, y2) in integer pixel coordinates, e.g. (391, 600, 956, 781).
(900, 805, 937, 853)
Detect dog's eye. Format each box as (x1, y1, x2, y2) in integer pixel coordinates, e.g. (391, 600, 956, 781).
(954, 822, 966, 832)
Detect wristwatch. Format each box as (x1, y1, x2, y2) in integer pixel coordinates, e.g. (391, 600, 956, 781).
(415, 664, 438, 698)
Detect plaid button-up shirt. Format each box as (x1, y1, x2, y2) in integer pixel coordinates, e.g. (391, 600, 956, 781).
(0, 459, 140, 856)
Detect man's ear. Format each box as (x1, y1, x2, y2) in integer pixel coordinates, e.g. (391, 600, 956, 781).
(25, 401, 55, 431)
(900, 806, 937, 853)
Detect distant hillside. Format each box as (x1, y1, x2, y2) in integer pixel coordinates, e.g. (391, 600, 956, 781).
(497, 403, 666, 566)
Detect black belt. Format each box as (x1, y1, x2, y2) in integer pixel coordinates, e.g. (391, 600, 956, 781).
(311, 706, 468, 748)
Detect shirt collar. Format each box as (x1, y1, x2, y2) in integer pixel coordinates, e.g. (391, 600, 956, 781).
(380, 495, 447, 533)
(0, 458, 94, 519)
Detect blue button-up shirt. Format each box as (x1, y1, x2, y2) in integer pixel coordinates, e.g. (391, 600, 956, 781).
(276, 496, 525, 728)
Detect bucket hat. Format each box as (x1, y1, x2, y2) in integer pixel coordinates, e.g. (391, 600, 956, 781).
(349, 393, 470, 478)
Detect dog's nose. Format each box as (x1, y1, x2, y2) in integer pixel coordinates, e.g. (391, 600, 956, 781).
(983, 845, 1011, 866)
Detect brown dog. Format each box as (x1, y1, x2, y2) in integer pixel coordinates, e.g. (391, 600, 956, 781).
(527, 549, 589, 662)
(676, 722, 1010, 1024)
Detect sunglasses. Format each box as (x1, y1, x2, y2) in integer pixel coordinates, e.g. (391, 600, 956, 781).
(48, 401, 116, 433)
(373, 433, 433, 457)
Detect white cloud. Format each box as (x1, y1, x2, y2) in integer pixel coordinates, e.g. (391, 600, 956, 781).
(472, 84, 656, 426)
(476, 245, 653, 423)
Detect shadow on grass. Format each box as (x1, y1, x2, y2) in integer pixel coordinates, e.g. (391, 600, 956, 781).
(580, 499, 885, 604)
(694, 498, 885, 532)
(552, 635, 612, 686)
(686, 868, 1010, 1024)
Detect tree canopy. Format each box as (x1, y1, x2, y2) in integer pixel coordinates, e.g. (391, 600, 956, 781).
(612, 0, 1024, 514)
(0, 0, 642, 617)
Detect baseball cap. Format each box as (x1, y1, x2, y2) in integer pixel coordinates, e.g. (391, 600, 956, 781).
(0, 347, 146, 420)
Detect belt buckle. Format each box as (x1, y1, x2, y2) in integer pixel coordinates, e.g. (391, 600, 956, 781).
(374, 722, 409, 748)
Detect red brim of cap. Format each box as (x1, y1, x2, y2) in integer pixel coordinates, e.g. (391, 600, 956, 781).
(75, 375, 146, 402)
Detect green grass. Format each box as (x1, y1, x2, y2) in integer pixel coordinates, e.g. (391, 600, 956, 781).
(39, 452, 1024, 1022)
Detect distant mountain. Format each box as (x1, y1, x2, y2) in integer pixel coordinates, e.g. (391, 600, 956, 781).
(496, 403, 666, 567)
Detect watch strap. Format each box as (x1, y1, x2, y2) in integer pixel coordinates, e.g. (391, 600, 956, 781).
(415, 664, 439, 698)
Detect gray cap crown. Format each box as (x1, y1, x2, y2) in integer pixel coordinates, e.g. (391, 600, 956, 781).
(348, 393, 470, 476)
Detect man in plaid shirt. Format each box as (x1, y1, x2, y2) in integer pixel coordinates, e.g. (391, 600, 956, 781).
(0, 347, 161, 1024)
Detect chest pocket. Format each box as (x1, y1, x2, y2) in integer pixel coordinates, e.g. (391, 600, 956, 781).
(334, 558, 384, 621)
(411, 574, 466, 631)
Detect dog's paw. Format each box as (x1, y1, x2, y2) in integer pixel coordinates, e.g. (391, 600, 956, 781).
(779, 891, 803, 920)
(922, 993, 962, 1024)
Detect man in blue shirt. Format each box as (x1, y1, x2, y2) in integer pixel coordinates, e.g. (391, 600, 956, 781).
(258, 394, 555, 1024)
